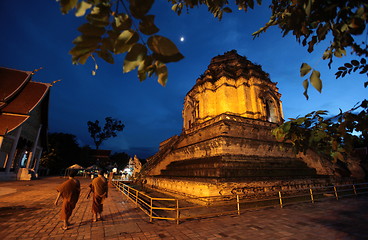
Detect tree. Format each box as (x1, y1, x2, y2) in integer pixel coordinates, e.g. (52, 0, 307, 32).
(272, 100, 368, 162)
(40, 133, 81, 174)
(56, 0, 367, 88)
(56, 0, 183, 86)
(79, 145, 94, 167)
(110, 152, 130, 169)
(87, 117, 125, 149)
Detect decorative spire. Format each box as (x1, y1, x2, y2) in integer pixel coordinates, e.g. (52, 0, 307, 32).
(195, 50, 271, 86)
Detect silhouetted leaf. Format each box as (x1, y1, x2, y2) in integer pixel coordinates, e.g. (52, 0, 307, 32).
(114, 30, 139, 54)
(156, 62, 168, 86)
(317, 23, 330, 41)
(340, 24, 349, 32)
(70, 47, 92, 64)
(101, 37, 114, 52)
(171, 3, 179, 12)
(360, 65, 368, 74)
(78, 23, 105, 36)
(73, 35, 101, 48)
(97, 50, 114, 64)
(322, 49, 332, 60)
(308, 36, 317, 53)
(138, 56, 154, 81)
(304, 0, 312, 16)
(351, 60, 359, 66)
(130, 0, 154, 19)
(348, 17, 365, 35)
(302, 79, 309, 90)
(310, 70, 322, 93)
(148, 35, 184, 63)
(113, 14, 132, 31)
(248, 0, 254, 9)
(334, 48, 346, 58)
(59, 0, 78, 14)
(86, 10, 109, 27)
(123, 43, 147, 73)
(139, 15, 159, 35)
(303, 90, 309, 100)
(223, 7, 232, 13)
(344, 63, 352, 68)
(335, 71, 342, 79)
(315, 110, 328, 115)
(75, 1, 92, 17)
(300, 63, 312, 77)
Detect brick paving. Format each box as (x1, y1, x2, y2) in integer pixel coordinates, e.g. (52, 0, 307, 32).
(0, 176, 367, 240)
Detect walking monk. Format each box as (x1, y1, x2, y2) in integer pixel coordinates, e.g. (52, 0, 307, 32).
(89, 169, 108, 222)
(54, 170, 80, 230)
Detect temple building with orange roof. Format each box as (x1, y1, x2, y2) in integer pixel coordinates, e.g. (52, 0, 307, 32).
(0, 67, 50, 180)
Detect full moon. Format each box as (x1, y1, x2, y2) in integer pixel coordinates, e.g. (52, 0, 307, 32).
(180, 36, 185, 42)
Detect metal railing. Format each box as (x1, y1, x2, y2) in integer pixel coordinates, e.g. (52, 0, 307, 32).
(112, 180, 368, 224)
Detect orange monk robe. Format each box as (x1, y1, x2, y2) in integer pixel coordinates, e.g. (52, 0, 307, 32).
(90, 176, 108, 214)
(56, 179, 80, 221)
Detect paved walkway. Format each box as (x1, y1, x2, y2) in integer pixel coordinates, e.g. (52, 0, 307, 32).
(0, 177, 367, 240)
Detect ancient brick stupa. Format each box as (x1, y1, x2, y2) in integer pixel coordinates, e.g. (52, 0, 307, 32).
(142, 50, 331, 198)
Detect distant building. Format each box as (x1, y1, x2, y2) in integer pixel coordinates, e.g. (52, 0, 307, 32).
(89, 149, 112, 169)
(0, 67, 50, 180)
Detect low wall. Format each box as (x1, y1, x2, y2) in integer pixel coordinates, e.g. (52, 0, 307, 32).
(144, 176, 334, 199)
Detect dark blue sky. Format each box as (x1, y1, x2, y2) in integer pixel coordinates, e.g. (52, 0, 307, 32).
(1, 1, 366, 158)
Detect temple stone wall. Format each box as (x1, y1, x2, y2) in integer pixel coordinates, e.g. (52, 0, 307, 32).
(183, 76, 284, 131)
(145, 176, 332, 199)
(180, 114, 281, 146)
(147, 115, 298, 176)
(149, 135, 299, 176)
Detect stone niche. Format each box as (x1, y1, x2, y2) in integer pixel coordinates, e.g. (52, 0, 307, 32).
(142, 50, 334, 199)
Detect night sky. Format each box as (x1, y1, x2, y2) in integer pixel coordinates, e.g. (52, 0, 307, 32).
(1, 1, 366, 158)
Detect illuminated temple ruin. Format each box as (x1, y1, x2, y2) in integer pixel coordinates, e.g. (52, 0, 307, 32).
(142, 50, 336, 198)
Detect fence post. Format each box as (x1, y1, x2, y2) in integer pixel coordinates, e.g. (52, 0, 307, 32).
(278, 191, 283, 208)
(136, 191, 139, 205)
(176, 199, 180, 225)
(236, 195, 240, 215)
(127, 187, 130, 198)
(309, 188, 314, 203)
(150, 198, 153, 223)
(334, 186, 339, 200)
(353, 184, 357, 196)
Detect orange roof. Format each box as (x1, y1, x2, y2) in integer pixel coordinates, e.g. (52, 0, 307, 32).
(0, 68, 32, 102)
(2, 81, 49, 114)
(0, 67, 50, 136)
(0, 114, 29, 135)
